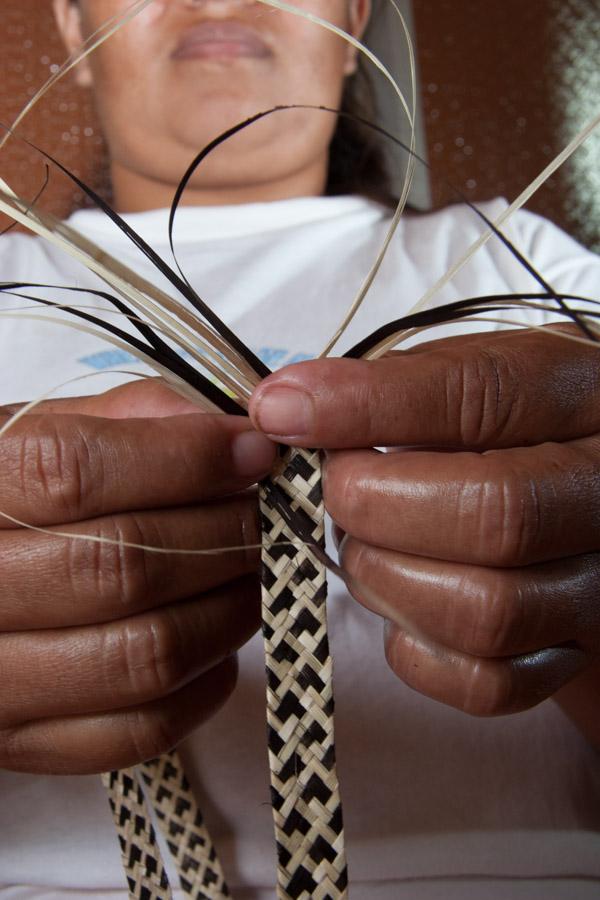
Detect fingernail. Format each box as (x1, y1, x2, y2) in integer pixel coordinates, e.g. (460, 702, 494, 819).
(254, 387, 314, 438)
(231, 430, 276, 478)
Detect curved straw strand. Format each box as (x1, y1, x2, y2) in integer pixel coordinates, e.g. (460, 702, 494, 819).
(0, 184, 256, 404)
(319, 0, 418, 356)
(258, 0, 413, 124)
(404, 110, 600, 324)
(385, 316, 600, 353)
(0, 289, 247, 399)
(0, 305, 596, 559)
(256, 0, 417, 358)
(0, 0, 155, 152)
(0, 309, 206, 402)
(0, 165, 49, 239)
(0, 365, 421, 641)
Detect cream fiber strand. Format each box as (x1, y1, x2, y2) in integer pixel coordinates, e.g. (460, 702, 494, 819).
(0, 180, 257, 394)
(384, 315, 600, 355)
(0, 0, 258, 393)
(0, 295, 250, 401)
(1, 3, 597, 897)
(0, 311, 201, 398)
(241, 0, 600, 360)
(0, 292, 253, 409)
(0, 364, 426, 645)
(255, 0, 418, 357)
(319, 0, 419, 356)
(4, 0, 418, 368)
(0, 0, 156, 153)
(365, 109, 600, 358)
(1, 0, 599, 368)
(8, 0, 417, 370)
(0, 156, 258, 392)
(0, 0, 597, 629)
(0, 179, 236, 368)
(0, 297, 212, 340)
(0, 0, 597, 566)
(0, 184, 257, 402)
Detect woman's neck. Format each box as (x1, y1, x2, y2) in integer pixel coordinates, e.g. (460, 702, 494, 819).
(110, 157, 329, 212)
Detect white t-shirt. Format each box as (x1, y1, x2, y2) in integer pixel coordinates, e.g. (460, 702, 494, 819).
(0, 196, 599, 900)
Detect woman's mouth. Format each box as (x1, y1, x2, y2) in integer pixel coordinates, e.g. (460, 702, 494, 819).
(171, 21, 272, 61)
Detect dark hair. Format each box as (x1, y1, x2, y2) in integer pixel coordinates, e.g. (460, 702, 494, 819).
(326, 58, 397, 208)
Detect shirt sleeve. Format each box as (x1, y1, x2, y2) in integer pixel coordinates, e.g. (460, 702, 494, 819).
(509, 209, 600, 300)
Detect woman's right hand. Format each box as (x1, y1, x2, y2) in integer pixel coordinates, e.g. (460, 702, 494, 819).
(0, 379, 276, 775)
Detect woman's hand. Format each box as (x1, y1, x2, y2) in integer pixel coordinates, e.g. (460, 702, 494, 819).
(249, 327, 600, 735)
(0, 380, 276, 775)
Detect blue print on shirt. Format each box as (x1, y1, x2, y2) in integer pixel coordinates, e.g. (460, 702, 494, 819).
(79, 349, 139, 369)
(79, 346, 313, 371)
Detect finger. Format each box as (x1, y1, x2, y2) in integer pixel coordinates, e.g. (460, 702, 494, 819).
(248, 326, 600, 449)
(0, 494, 260, 630)
(324, 435, 600, 566)
(0, 657, 237, 775)
(384, 623, 590, 717)
(385, 324, 579, 357)
(1, 376, 203, 419)
(0, 576, 259, 726)
(340, 538, 600, 657)
(0, 409, 275, 528)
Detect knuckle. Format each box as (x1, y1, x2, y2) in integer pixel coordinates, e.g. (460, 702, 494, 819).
(110, 611, 188, 701)
(108, 516, 163, 614)
(13, 418, 97, 519)
(66, 515, 163, 617)
(454, 348, 517, 448)
(123, 707, 179, 764)
(465, 467, 543, 567)
(464, 573, 528, 657)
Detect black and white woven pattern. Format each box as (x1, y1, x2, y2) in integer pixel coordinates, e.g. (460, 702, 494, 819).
(259, 447, 348, 900)
(102, 768, 173, 900)
(139, 751, 230, 900)
(103, 448, 347, 900)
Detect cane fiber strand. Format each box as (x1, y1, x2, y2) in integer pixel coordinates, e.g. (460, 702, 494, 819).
(3, 0, 600, 896)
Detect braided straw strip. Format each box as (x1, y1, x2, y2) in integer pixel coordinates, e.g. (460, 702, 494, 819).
(259, 447, 348, 900)
(139, 751, 230, 899)
(101, 768, 173, 900)
(104, 448, 346, 899)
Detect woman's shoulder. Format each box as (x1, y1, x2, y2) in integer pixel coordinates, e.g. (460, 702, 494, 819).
(398, 198, 599, 295)
(401, 197, 596, 259)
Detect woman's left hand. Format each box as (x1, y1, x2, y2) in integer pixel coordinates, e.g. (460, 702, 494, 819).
(249, 326, 600, 719)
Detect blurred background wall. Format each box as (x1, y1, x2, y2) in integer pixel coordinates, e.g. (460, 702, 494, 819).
(0, 0, 598, 250)
(413, 0, 599, 251)
(0, 0, 106, 230)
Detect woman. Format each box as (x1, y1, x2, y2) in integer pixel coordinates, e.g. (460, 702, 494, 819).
(0, 0, 599, 896)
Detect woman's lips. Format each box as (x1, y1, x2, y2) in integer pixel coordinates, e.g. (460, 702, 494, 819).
(172, 22, 272, 61)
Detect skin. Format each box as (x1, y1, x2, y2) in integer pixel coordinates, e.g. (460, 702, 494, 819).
(0, 0, 597, 776)
(248, 328, 600, 746)
(0, 0, 368, 775)
(54, 0, 369, 210)
(0, 380, 276, 773)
